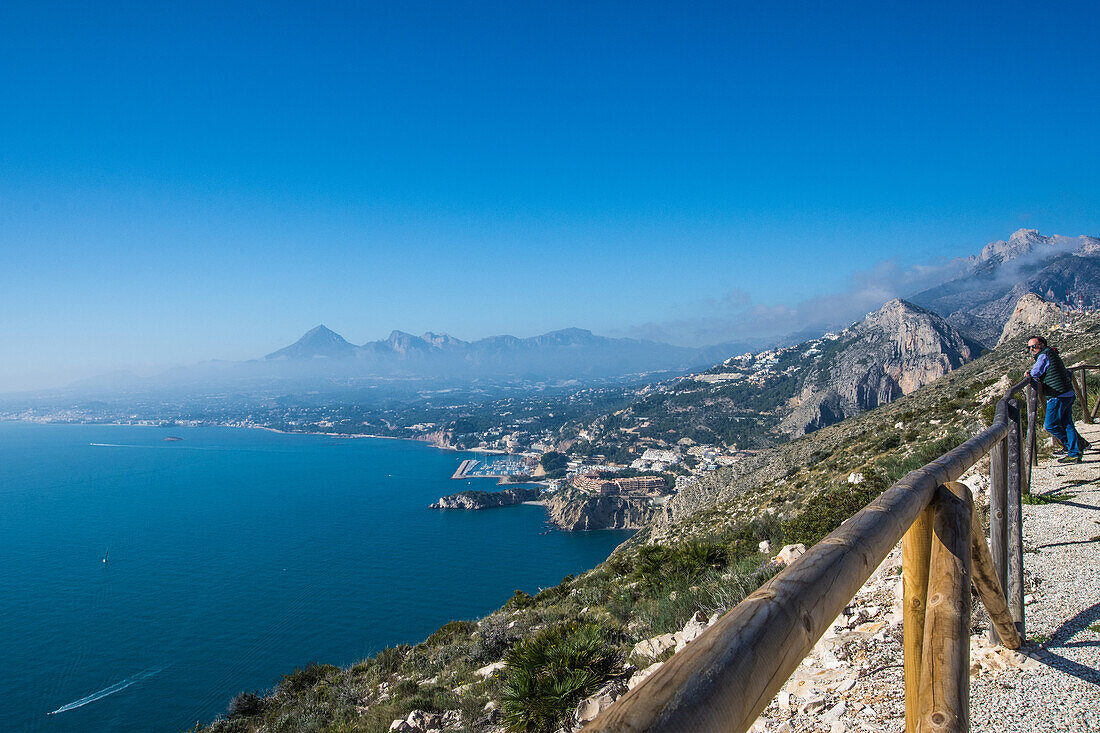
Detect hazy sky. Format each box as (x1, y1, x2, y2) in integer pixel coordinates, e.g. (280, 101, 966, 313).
(2, 1, 1099, 391)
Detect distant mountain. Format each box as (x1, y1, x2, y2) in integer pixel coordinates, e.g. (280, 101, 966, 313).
(256, 325, 719, 383)
(909, 229, 1100, 346)
(572, 298, 982, 452)
(777, 299, 981, 436)
(265, 325, 359, 360)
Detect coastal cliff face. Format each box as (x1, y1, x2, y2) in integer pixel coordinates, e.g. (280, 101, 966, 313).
(544, 487, 657, 530)
(779, 299, 980, 437)
(415, 429, 453, 450)
(430, 486, 541, 509)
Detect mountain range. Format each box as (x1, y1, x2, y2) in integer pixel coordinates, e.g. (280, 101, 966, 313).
(259, 325, 745, 383)
(21, 228, 1098, 398)
(910, 229, 1100, 345)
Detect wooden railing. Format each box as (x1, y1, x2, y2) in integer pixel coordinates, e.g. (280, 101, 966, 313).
(1068, 363, 1100, 424)
(583, 378, 1039, 733)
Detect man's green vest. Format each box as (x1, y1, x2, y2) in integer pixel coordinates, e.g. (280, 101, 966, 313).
(1037, 346, 1074, 396)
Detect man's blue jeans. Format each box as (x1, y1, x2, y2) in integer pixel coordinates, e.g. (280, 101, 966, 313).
(1045, 391, 1082, 458)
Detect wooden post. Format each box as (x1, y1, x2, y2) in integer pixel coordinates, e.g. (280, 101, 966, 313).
(988, 433, 1008, 645)
(1080, 368, 1091, 424)
(919, 483, 973, 733)
(1006, 399, 1025, 637)
(958, 480, 1022, 650)
(903, 503, 935, 731)
(1024, 384, 1037, 494)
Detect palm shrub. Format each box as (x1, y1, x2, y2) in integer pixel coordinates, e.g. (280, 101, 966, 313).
(500, 622, 625, 733)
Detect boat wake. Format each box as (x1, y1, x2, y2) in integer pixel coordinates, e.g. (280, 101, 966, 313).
(47, 666, 165, 715)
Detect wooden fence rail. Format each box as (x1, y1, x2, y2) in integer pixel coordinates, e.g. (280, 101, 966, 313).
(1068, 363, 1100, 424)
(582, 377, 1038, 733)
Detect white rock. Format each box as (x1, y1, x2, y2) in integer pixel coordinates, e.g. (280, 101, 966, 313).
(759, 540, 772, 553)
(777, 544, 807, 566)
(847, 472, 864, 484)
(407, 710, 442, 730)
(475, 661, 506, 679)
(830, 722, 847, 733)
(632, 633, 677, 658)
(627, 661, 664, 690)
(674, 611, 711, 651)
(574, 681, 627, 725)
(801, 696, 828, 715)
(822, 700, 847, 723)
(1024, 593, 1036, 605)
(389, 721, 414, 732)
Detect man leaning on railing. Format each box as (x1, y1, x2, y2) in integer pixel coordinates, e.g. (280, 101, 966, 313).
(1026, 335, 1090, 463)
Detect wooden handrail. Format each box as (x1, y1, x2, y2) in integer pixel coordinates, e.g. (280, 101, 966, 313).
(1068, 364, 1100, 423)
(583, 378, 1037, 733)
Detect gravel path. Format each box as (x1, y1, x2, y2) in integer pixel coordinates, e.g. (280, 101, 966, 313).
(748, 421, 1100, 733)
(970, 420, 1100, 733)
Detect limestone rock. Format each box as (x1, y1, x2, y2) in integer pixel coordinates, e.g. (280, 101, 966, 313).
(627, 661, 664, 689)
(544, 486, 657, 530)
(780, 299, 979, 437)
(674, 611, 712, 652)
(777, 544, 807, 566)
(573, 679, 628, 727)
(631, 633, 676, 659)
(998, 292, 1065, 346)
(474, 661, 505, 679)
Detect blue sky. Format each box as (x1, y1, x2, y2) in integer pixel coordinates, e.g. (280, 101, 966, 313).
(2, 1, 1099, 390)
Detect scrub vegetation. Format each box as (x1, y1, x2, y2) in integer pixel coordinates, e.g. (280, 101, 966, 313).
(193, 314, 1100, 733)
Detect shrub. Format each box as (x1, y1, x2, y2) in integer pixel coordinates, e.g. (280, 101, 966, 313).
(279, 663, 338, 696)
(500, 622, 625, 733)
(504, 589, 534, 610)
(227, 691, 265, 718)
(424, 619, 477, 647)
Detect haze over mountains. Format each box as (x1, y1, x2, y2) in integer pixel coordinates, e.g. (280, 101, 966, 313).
(260, 325, 746, 383)
(10, 228, 1099, 400)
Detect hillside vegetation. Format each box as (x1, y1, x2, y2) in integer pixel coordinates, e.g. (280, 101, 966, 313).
(192, 312, 1100, 733)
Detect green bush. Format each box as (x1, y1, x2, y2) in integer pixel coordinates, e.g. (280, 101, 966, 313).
(227, 691, 265, 718)
(500, 622, 625, 733)
(424, 619, 477, 647)
(279, 663, 338, 696)
(504, 589, 534, 610)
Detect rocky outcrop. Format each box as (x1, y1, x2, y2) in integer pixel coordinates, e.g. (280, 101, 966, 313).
(544, 488, 657, 530)
(997, 293, 1066, 346)
(415, 429, 453, 450)
(910, 229, 1100, 346)
(779, 299, 980, 437)
(430, 487, 541, 510)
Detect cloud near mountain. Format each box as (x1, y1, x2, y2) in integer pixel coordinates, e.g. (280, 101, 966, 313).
(616, 229, 1099, 347)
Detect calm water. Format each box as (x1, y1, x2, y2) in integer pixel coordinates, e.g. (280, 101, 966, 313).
(0, 423, 632, 732)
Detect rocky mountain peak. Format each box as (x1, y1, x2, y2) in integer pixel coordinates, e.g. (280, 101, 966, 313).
(979, 229, 1049, 264)
(421, 332, 466, 350)
(997, 293, 1066, 346)
(265, 324, 357, 360)
(779, 299, 979, 436)
(386, 330, 431, 355)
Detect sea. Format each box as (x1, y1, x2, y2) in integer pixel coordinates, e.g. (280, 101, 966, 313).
(0, 422, 633, 732)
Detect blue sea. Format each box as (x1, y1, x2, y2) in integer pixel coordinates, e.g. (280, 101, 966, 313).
(0, 423, 632, 732)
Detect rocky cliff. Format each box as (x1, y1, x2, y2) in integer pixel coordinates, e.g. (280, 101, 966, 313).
(779, 299, 980, 437)
(997, 293, 1067, 346)
(544, 487, 657, 530)
(909, 229, 1100, 346)
(430, 486, 542, 509)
